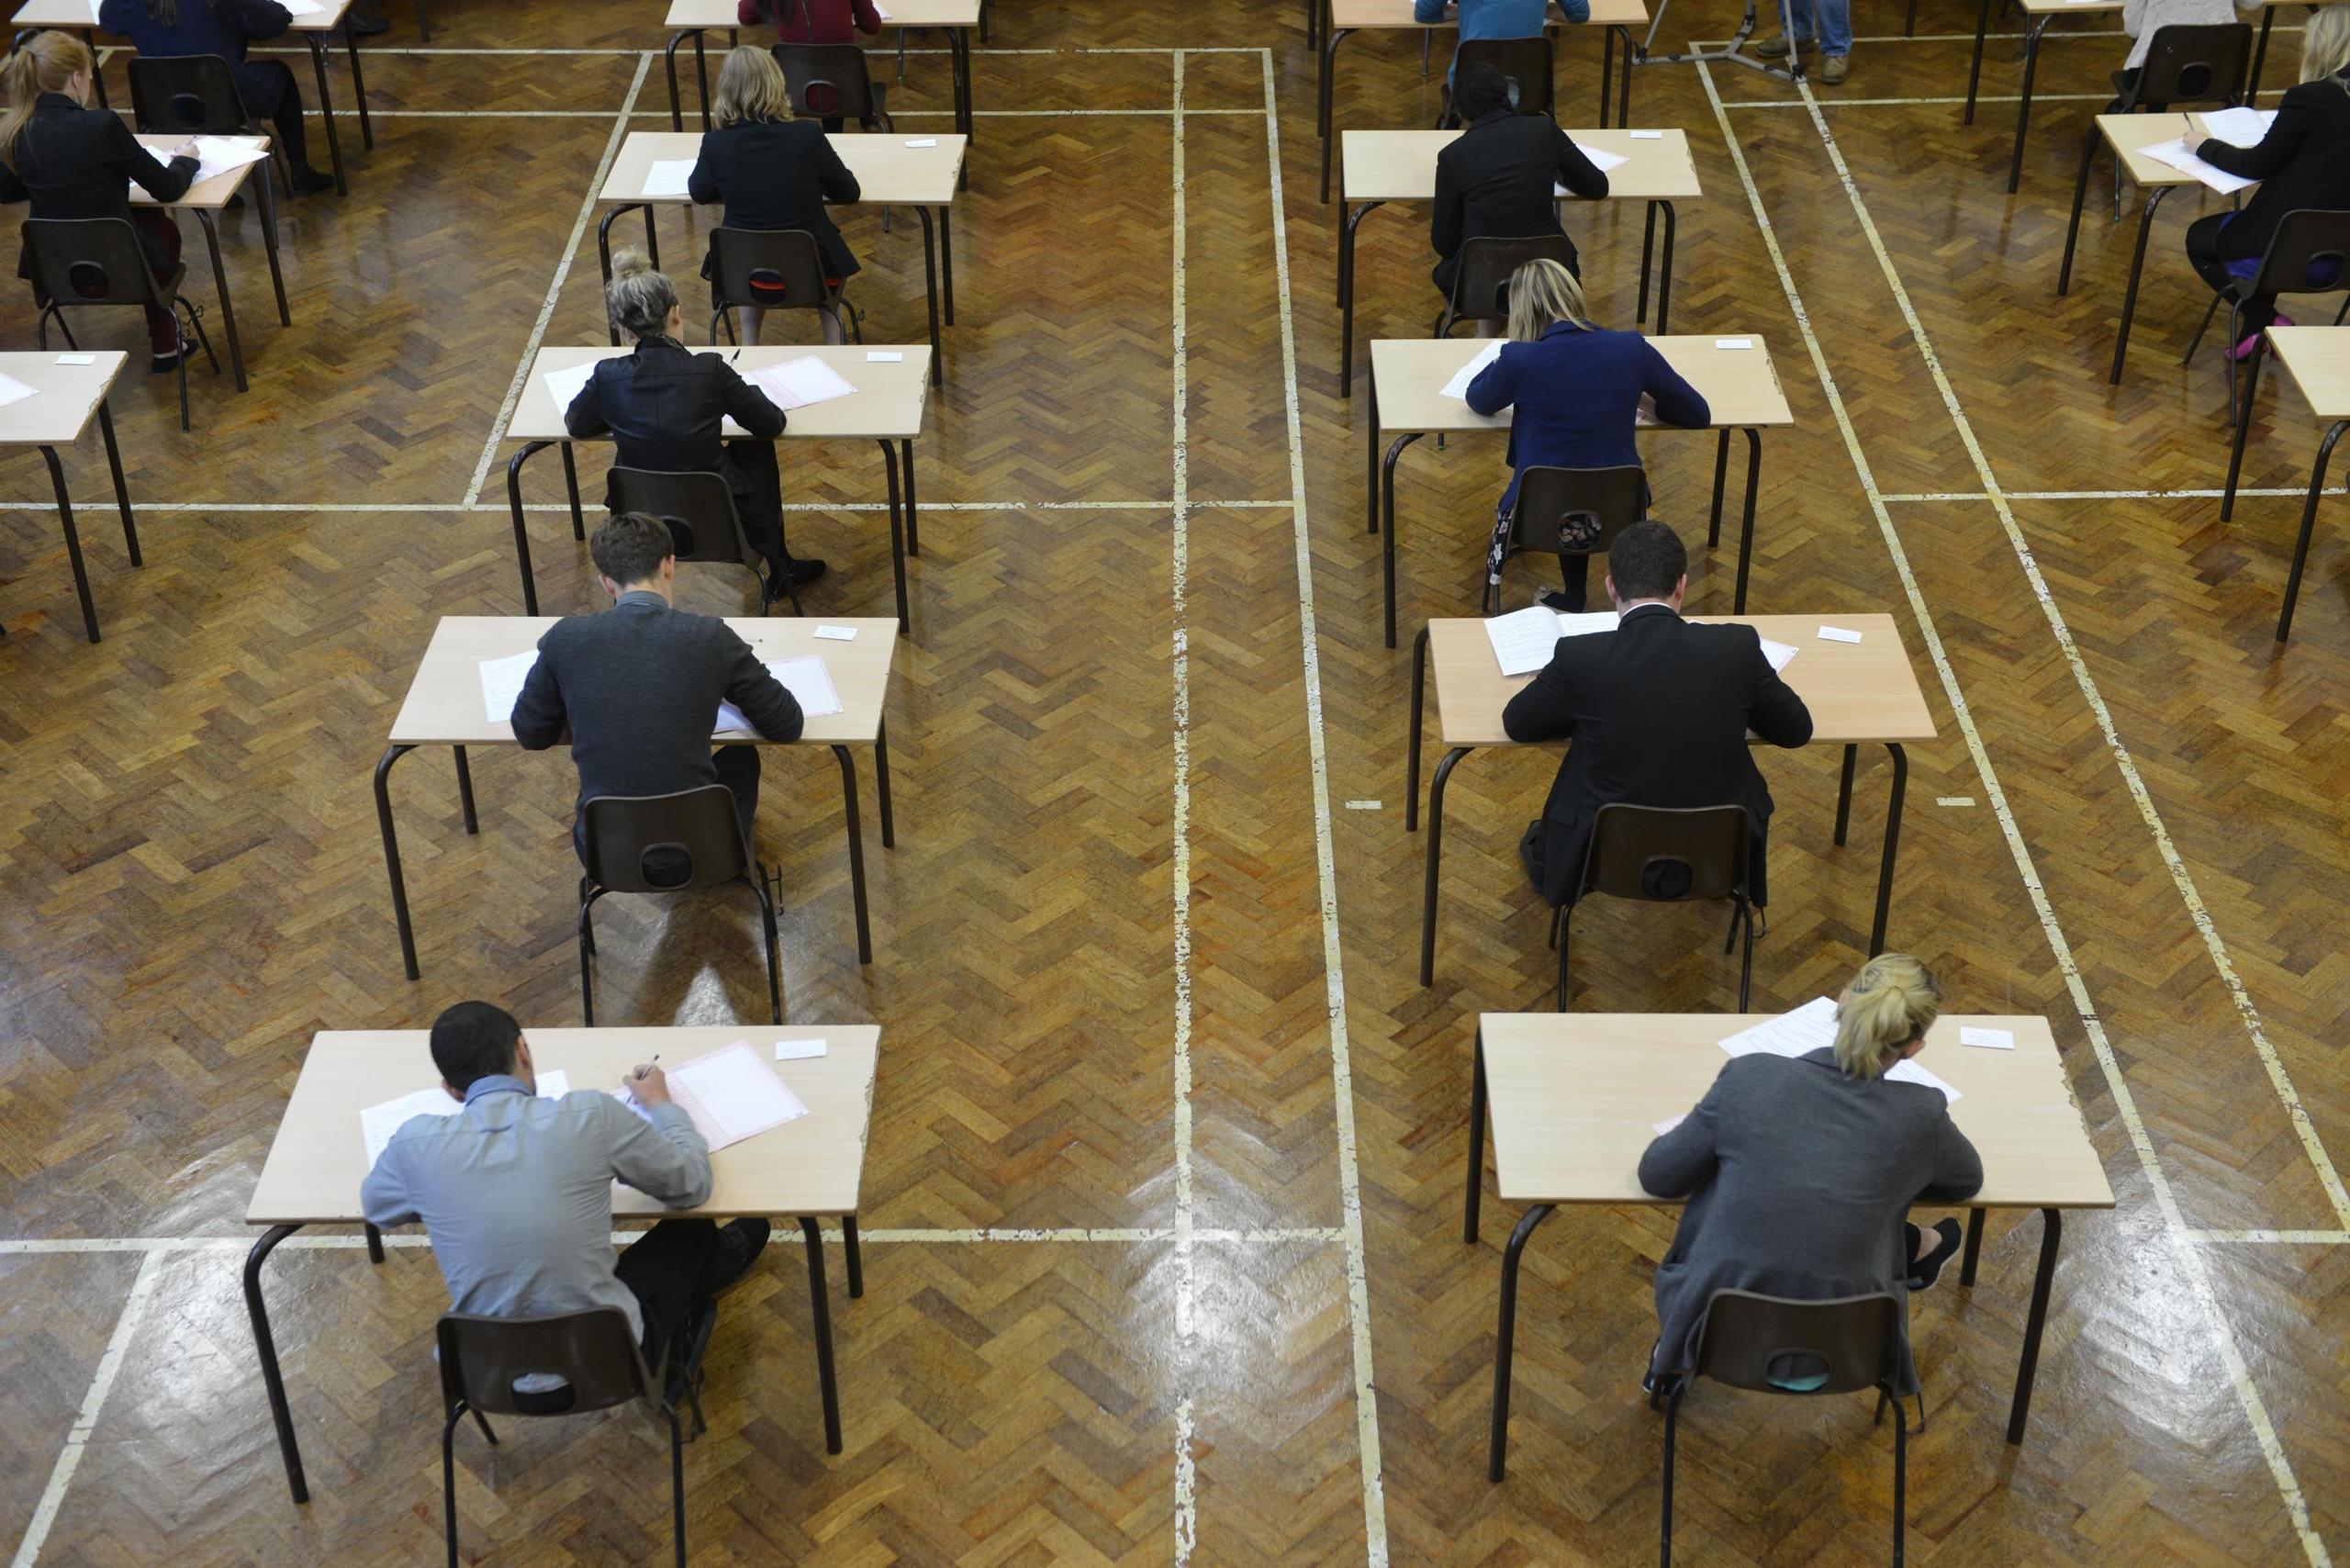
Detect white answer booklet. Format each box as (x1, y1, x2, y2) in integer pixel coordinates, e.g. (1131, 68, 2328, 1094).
(714, 656, 845, 734)
(613, 1041, 808, 1153)
(745, 356, 857, 411)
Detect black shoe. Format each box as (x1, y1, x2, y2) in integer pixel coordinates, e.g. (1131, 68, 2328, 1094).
(707, 1217, 772, 1296)
(290, 166, 338, 196)
(150, 337, 194, 375)
(1536, 588, 1586, 614)
(776, 555, 826, 588)
(1906, 1218, 1964, 1292)
(346, 11, 389, 34)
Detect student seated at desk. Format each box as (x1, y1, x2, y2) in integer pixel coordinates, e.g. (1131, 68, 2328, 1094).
(1638, 954, 1983, 1395)
(1413, 0, 1584, 83)
(2113, 0, 2262, 97)
(0, 31, 200, 374)
(738, 0, 882, 47)
(1501, 521, 1810, 912)
(2186, 7, 2350, 359)
(1465, 259, 1707, 612)
(567, 249, 825, 591)
(95, 0, 337, 196)
(510, 512, 805, 875)
(361, 1001, 772, 1394)
(688, 47, 862, 347)
(1431, 65, 1609, 330)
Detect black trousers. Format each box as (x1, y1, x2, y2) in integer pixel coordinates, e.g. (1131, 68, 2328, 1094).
(615, 1218, 730, 1370)
(571, 745, 762, 870)
(722, 441, 789, 566)
(2186, 211, 2276, 336)
(250, 62, 319, 174)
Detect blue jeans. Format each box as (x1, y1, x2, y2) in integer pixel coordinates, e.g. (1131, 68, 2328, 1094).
(1786, 0, 1852, 55)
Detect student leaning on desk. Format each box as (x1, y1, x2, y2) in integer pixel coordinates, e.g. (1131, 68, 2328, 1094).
(97, 0, 337, 196)
(1429, 66, 1611, 316)
(361, 1001, 773, 1400)
(1639, 954, 1983, 1397)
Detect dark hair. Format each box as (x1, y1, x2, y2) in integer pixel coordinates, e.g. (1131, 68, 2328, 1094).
(589, 511, 675, 588)
(1452, 62, 1512, 122)
(1607, 521, 1687, 601)
(430, 1001, 521, 1092)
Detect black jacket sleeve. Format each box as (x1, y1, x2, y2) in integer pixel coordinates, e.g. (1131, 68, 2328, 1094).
(563, 364, 610, 440)
(1502, 642, 1580, 742)
(1551, 123, 1609, 200)
(107, 118, 198, 205)
(1917, 1115, 1985, 1205)
(713, 357, 786, 440)
(0, 160, 26, 205)
(720, 629, 804, 742)
(2197, 90, 2311, 180)
(223, 0, 295, 42)
(815, 131, 860, 206)
(1431, 147, 1465, 260)
(1744, 632, 1813, 748)
(509, 638, 567, 750)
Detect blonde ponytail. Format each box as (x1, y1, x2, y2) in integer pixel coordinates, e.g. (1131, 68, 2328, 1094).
(1505, 256, 1595, 343)
(1832, 953, 1941, 1079)
(0, 31, 92, 172)
(604, 248, 678, 341)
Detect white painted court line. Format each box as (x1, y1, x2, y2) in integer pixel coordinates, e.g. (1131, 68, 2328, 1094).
(1169, 50, 1201, 1568)
(0, 1227, 1348, 1256)
(9, 1251, 167, 1568)
(1262, 47, 1391, 1567)
(1700, 59, 2329, 1563)
(2187, 1229, 2350, 1245)
(458, 51, 650, 510)
(1792, 77, 2350, 1238)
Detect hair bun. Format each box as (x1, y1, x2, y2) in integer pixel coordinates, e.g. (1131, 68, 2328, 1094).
(609, 247, 654, 280)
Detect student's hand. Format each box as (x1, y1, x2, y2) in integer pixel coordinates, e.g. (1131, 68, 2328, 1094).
(172, 139, 202, 162)
(626, 1064, 672, 1107)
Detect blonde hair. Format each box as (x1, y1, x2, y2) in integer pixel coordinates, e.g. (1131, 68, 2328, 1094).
(712, 45, 794, 128)
(2303, 5, 2350, 84)
(1832, 953, 1942, 1079)
(1505, 257, 1595, 343)
(605, 249, 678, 341)
(0, 31, 92, 170)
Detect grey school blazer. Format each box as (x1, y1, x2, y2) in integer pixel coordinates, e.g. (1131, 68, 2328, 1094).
(1638, 1046, 1984, 1394)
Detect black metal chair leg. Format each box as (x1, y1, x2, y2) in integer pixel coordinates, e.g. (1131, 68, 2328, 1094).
(1488, 1203, 1556, 1482)
(1736, 898, 1754, 1009)
(1660, 1381, 1684, 1565)
(442, 1405, 463, 1566)
(667, 1405, 688, 1566)
(1960, 1204, 1987, 1285)
(755, 868, 783, 1025)
(1892, 1382, 1908, 1563)
(1733, 428, 1761, 611)
(577, 889, 598, 1025)
(1555, 905, 1572, 1010)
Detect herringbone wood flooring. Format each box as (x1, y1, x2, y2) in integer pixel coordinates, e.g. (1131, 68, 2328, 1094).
(4, 0, 2348, 1562)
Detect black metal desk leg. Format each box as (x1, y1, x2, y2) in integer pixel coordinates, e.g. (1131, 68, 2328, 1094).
(1707, 428, 1729, 548)
(1732, 427, 1761, 612)
(832, 745, 874, 964)
(1870, 743, 1907, 958)
(916, 207, 943, 387)
(843, 1215, 864, 1299)
(1654, 200, 1675, 333)
(874, 719, 895, 849)
(1639, 203, 1658, 325)
(95, 402, 139, 566)
(2057, 124, 2097, 297)
(196, 212, 247, 393)
(38, 444, 99, 643)
(365, 1223, 385, 1262)
(2007, 1208, 2062, 1445)
(666, 30, 688, 129)
(560, 442, 585, 541)
(1382, 431, 1423, 649)
(1964, 0, 1991, 122)
(307, 37, 346, 196)
(2222, 339, 2266, 522)
(642, 200, 660, 274)
(1616, 26, 1635, 128)
(878, 441, 909, 634)
(1464, 1028, 1487, 1242)
(1338, 199, 1384, 394)
(1488, 1203, 1556, 1482)
(1406, 623, 1429, 831)
(505, 440, 554, 615)
(797, 1216, 844, 1453)
(254, 162, 290, 325)
(1833, 744, 1857, 846)
(2247, 6, 2273, 102)
(453, 745, 478, 834)
(2277, 419, 2347, 643)
(2007, 20, 2049, 193)
(84, 28, 107, 107)
(939, 206, 954, 326)
(375, 743, 421, 980)
(343, 22, 372, 149)
(1599, 24, 1615, 125)
(245, 1224, 310, 1504)
(1317, 30, 1353, 203)
(697, 29, 711, 129)
(1959, 1204, 1986, 1285)
(2109, 185, 2169, 385)
(901, 438, 918, 558)
(1421, 745, 1472, 985)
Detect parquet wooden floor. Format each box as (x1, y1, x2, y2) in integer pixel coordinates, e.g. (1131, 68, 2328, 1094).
(3, 0, 2348, 1562)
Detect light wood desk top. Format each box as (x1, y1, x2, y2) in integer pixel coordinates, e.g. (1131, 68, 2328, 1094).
(2019, 0, 2287, 15)
(127, 132, 267, 210)
(1333, 0, 1651, 29)
(1425, 613, 1935, 748)
(0, 351, 126, 446)
(1371, 336, 1793, 434)
(14, 0, 356, 26)
(2266, 327, 2350, 420)
(388, 614, 897, 748)
(1480, 1012, 2115, 1210)
(600, 129, 967, 207)
(248, 1024, 879, 1224)
(1342, 127, 1700, 203)
(664, 0, 980, 27)
(2088, 112, 2220, 189)
(509, 344, 931, 443)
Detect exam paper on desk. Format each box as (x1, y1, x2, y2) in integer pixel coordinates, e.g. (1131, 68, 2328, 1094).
(480, 649, 539, 723)
(0, 371, 38, 410)
(543, 361, 597, 420)
(713, 656, 845, 734)
(613, 1041, 808, 1153)
(643, 158, 696, 198)
(1439, 339, 1504, 400)
(745, 356, 858, 411)
(189, 135, 271, 185)
(2197, 106, 2275, 148)
(2140, 137, 2255, 195)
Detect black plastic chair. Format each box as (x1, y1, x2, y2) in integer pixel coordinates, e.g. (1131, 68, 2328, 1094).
(1436, 234, 1575, 339)
(578, 785, 785, 1025)
(436, 1308, 695, 1568)
(1658, 1291, 1908, 1567)
(1553, 802, 1755, 1011)
(2076, 23, 2252, 221)
(1437, 37, 1556, 127)
(21, 217, 218, 431)
(1483, 465, 1646, 613)
(707, 227, 860, 350)
(774, 43, 892, 130)
(127, 52, 270, 153)
(2209, 209, 2350, 520)
(608, 466, 795, 615)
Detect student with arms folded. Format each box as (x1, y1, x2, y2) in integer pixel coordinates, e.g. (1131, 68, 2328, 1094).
(1638, 954, 1983, 1395)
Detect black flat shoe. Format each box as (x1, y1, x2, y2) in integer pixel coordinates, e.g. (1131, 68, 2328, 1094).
(150, 337, 194, 374)
(346, 12, 389, 34)
(290, 166, 338, 196)
(775, 555, 827, 588)
(1906, 1217, 1964, 1292)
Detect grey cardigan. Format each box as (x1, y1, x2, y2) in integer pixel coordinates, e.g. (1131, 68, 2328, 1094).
(1639, 1047, 1984, 1394)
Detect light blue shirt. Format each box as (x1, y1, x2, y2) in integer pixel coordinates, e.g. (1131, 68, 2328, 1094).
(360, 1074, 711, 1339)
(1412, 0, 1586, 62)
